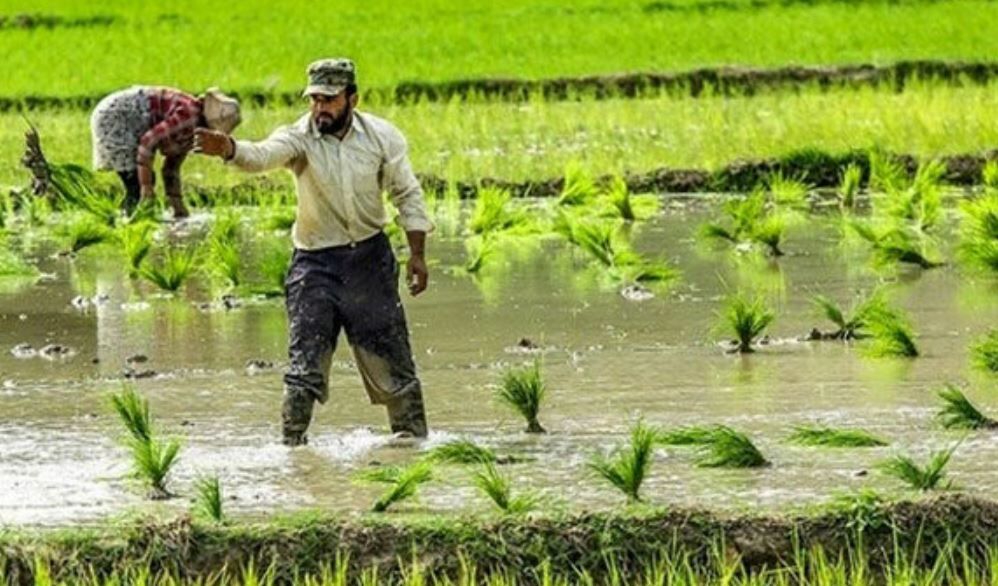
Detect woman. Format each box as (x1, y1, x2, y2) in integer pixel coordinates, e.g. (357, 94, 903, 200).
(90, 86, 240, 218)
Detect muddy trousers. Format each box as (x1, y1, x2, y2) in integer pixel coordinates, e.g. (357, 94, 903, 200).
(281, 232, 427, 444)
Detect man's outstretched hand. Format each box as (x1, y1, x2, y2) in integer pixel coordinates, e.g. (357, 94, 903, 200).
(193, 128, 234, 159)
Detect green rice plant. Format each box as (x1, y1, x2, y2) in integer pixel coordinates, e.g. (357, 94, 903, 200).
(605, 176, 636, 221)
(211, 210, 243, 242)
(970, 330, 998, 374)
(656, 425, 721, 446)
(562, 217, 677, 284)
(58, 214, 113, 253)
(557, 163, 597, 207)
(868, 150, 908, 195)
(0, 246, 38, 278)
(787, 426, 887, 447)
(496, 361, 547, 434)
(193, 475, 225, 523)
(863, 304, 919, 358)
(810, 290, 888, 340)
(108, 385, 180, 499)
(46, 162, 124, 227)
(699, 190, 786, 256)
(871, 158, 945, 233)
(936, 384, 997, 430)
(750, 213, 788, 257)
(465, 235, 497, 274)
(588, 420, 658, 503)
(766, 171, 811, 209)
(139, 245, 199, 292)
(828, 489, 888, 533)
(468, 187, 527, 235)
(716, 291, 775, 353)
(248, 242, 292, 297)
(848, 221, 943, 269)
(427, 439, 497, 465)
(878, 445, 958, 491)
(983, 161, 998, 191)
(957, 193, 998, 273)
(114, 221, 155, 277)
(359, 461, 434, 513)
(694, 426, 768, 468)
(838, 163, 863, 212)
(205, 236, 241, 288)
(264, 206, 296, 232)
(473, 462, 537, 515)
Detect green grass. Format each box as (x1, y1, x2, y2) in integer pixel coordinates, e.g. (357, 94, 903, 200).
(359, 461, 434, 513)
(970, 330, 998, 374)
(716, 291, 775, 353)
(878, 445, 958, 491)
(5, 0, 998, 100)
(108, 385, 181, 499)
(193, 475, 225, 523)
(473, 462, 538, 515)
(588, 420, 659, 503)
(139, 245, 199, 292)
(426, 439, 497, 465)
(496, 361, 547, 434)
(787, 426, 888, 448)
(7, 82, 998, 191)
(936, 384, 997, 430)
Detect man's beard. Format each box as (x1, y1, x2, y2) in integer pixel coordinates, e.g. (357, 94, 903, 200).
(316, 106, 351, 135)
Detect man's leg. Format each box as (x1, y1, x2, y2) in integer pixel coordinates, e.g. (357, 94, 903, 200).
(283, 250, 341, 446)
(342, 235, 428, 437)
(116, 170, 141, 214)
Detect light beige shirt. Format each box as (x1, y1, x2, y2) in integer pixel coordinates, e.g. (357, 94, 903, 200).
(229, 111, 433, 250)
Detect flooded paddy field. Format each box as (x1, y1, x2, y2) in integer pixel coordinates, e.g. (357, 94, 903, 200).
(2, 195, 995, 526)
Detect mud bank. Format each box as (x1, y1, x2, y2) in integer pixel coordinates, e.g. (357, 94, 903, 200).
(2, 495, 996, 584)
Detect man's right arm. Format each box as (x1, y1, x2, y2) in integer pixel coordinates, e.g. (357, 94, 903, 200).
(194, 126, 302, 172)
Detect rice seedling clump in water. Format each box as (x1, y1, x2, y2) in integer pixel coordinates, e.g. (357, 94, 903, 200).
(695, 426, 768, 468)
(787, 426, 888, 447)
(108, 385, 181, 499)
(936, 385, 997, 430)
(193, 475, 225, 523)
(496, 361, 547, 433)
(878, 445, 958, 491)
(473, 462, 537, 514)
(140, 245, 199, 292)
(359, 461, 434, 513)
(970, 329, 998, 374)
(589, 420, 658, 503)
(716, 291, 775, 353)
(427, 439, 497, 465)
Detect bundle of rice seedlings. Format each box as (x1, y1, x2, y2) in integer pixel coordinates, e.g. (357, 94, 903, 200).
(848, 221, 942, 269)
(58, 214, 113, 253)
(863, 304, 918, 358)
(496, 361, 547, 433)
(193, 475, 225, 522)
(570, 219, 678, 284)
(936, 384, 998, 430)
(829, 489, 888, 533)
(588, 420, 658, 502)
(811, 290, 887, 340)
(205, 237, 241, 288)
(766, 171, 811, 209)
(469, 187, 527, 235)
(109, 385, 180, 499)
(750, 214, 787, 257)
(871, 158, 945, 233)
(114, 221, 155, 277)
(716, 292, 775, 353)
(787, 426, 888, 447)
(248, 243, 292, 297)
(426, 439, 497, 465)
(984, 160, 998, 191)
(656, 425, 720, 446)
(601, 176, 660, 222)
(957, 193, 998, 273)
(867, 149, 907, 194)
(211, 211, 243, 242)
(473, 462, 537, 514)
(878, 445, 958, 491)
(0, 246, 38, 278)
(557, 163, 598, 207)
(264, 206, 296, 232)
(838, 163, 863, 211)
(465, 236, 497, 274)
(699, 190, 787, 256)
(694, 426, 768, 468)
(139, 245, 199, 292)
(359, 461, 434, 513)
(970, 330, 998, 374)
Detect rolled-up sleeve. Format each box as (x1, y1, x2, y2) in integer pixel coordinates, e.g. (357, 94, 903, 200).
(229, 126, 304, 172)
(382, 129, 434, 234)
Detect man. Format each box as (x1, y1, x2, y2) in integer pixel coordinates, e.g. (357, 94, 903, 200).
(90, 86, 241, 217)
(194, 58, 433, 446)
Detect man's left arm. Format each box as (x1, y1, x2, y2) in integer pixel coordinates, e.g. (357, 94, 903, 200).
(382, 129, 434, 296)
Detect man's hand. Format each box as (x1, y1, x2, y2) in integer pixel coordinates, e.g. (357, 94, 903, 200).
(193, 128, 234, 159)
(406, 254, 428, 296)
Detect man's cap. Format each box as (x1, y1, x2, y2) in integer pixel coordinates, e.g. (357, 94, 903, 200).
(303, 58, 356, 97)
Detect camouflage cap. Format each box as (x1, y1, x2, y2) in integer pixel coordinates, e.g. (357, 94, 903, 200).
(303, 58, 356, 97)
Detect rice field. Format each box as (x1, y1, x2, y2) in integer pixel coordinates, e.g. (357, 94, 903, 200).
(4, 0, 998, 582)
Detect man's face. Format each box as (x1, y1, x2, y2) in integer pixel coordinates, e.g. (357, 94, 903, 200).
(309, 91, 356, 135)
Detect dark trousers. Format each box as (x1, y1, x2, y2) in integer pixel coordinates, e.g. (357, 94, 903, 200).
(117, 170, 141, 212)
(282, 232, 427, 438)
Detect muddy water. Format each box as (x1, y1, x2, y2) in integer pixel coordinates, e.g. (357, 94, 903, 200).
(1, 197, 996, 525)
